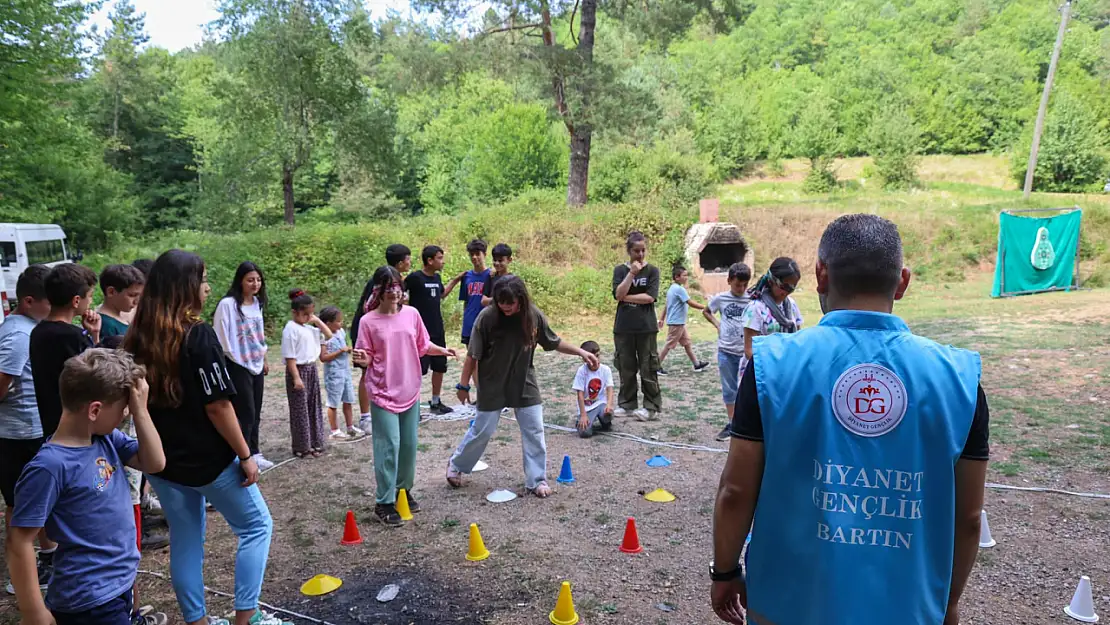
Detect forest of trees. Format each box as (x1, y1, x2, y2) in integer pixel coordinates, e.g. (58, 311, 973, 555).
(2, 0, 1108, 250)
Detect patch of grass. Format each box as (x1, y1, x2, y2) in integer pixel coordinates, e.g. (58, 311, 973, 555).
(992, 462, 1023, 477)
(417, 443, 430, 452)
(440, 518, 461, 529)
(594, 513, 611, 525)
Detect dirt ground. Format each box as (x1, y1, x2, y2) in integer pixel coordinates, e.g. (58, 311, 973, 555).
(3, 295, 1110, 625)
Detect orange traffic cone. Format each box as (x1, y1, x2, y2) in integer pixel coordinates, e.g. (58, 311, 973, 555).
(619, 517, 643, 554)
(340, 510, 362, 546)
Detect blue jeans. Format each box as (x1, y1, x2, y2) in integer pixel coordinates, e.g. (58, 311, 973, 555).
(148, 460, 273, 623)
(718, 349, 746, 405)
(53, 590, 132, 625)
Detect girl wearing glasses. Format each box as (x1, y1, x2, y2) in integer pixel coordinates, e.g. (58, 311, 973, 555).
(742, 257, 804, 363)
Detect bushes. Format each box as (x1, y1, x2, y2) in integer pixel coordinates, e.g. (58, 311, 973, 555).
(590, 136, 714, 208)
(792, 98, 840, 194)
(868, 106, 923, 191)
(1010, 91, 1109, 193)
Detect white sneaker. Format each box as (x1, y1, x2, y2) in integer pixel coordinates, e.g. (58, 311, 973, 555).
(358, 417, 373, 434)
(632, 408, 650, 422)
(348, 425, 365, 437)
(331, 429, 350, 440)
(253, 454, 275, 472)
(613, 407, 629, 418)
(142, 492, 162, 513)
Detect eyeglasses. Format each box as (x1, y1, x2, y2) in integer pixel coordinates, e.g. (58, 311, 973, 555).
(772, 277, 797, 294)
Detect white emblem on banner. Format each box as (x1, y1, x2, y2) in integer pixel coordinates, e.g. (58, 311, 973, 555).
(832, 363, 908, 437)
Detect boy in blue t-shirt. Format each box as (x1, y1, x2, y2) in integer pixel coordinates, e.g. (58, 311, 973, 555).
(7, 348, 165, 625)
(657, 265, 709, 375)
(458, 239, 490, 346)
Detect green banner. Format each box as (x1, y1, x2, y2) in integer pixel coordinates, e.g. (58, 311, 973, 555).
(991, 210, 1081, 297)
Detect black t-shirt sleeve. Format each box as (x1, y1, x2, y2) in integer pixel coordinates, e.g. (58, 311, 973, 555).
(612, 265, 627, 299)
(961, 385, 990, 460)
(185, 324, 237, 405)
(403, 272, 419, 294)
(729, 360, 763, 441)
(482, 275, 493, 297)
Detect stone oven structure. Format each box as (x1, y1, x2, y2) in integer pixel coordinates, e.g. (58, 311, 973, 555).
(684, 199, 754, 296)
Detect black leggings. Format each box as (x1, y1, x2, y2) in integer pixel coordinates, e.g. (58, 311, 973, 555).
(226, 360, 265, 455)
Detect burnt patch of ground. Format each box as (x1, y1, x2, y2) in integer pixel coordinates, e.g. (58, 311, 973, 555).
(271, 566, 512, 625)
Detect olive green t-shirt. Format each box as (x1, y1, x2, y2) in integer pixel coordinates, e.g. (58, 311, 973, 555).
(470, 304, 561, 411)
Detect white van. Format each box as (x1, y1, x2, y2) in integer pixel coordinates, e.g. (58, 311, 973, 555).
(0, 224, 76, 313)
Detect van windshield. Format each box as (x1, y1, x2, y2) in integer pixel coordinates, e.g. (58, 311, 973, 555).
(26, 239, 66, 265)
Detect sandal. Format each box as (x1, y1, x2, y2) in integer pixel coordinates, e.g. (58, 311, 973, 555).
(294, 451, 309, 459)
(310, 450, 323, 458)
(446, 462, 463, 488)
(531, 482, 552, 498)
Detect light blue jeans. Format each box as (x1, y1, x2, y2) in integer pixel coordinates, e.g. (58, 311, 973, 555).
(718, 349, 746, 405)
(147, 460, 273, 623)
(449, 404, 547, 490)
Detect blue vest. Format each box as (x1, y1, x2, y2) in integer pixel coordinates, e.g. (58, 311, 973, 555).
(747, 310, 980, 625)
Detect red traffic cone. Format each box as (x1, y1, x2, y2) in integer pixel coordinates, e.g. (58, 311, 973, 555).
(619, 517, 643, 554)
(340, 510, 363, 546)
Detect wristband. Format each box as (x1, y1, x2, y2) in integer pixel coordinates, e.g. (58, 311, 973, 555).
(709, 561, 742, 582)
(456, 383, 472, 392)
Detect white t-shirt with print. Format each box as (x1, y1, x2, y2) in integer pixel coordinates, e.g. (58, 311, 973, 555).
(572, 363, 614, 412)
(742, 297, 804, 336)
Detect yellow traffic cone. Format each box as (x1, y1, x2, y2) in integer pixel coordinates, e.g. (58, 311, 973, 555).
(466, 523, 490, 561)
(549, 581, 580, 625)
(396, 489, 414, 521)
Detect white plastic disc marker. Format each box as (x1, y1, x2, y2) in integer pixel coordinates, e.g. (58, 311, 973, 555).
(486, 489, 517, 503)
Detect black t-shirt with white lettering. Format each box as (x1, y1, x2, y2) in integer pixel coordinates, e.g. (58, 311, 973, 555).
(144, 323, 238, 487)
(611, 263, 660, 334)
(730, 359, 990, 460)
(404, 271, 445, 340)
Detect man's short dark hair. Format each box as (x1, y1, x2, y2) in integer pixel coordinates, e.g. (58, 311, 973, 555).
(16, 265, 50, 302)
(580, 340, 601, 355)
(728, 262, 751, 283)
(466, 239, 487, 255)
(45, 264, 98, 308)
(99, 264, 145, 295)
(491, 243, 512, 260)
(817, 214, 903, 298)
(385, 244, 411, 268)
(131, 258, 154, 277)
(422, 245, 444, 265)
(672, 265, 687, 280)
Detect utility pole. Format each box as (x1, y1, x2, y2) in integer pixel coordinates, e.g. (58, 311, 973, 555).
(1023, 0, 1073, 199)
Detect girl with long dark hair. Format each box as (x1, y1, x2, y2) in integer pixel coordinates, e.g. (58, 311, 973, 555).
(281, 289, 332, 459)
(213, 261, 273, 471)
(351, 266, 455, 525)
(124, 250, 286, 625)
(446, 276, 598, 498)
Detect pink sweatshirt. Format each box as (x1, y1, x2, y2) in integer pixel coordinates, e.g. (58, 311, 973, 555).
(356, 305, 430, 413)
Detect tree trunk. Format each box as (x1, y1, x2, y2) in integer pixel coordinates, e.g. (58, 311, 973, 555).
(282, 165, 295, 225)
(566, 0, 597, 207)
(567, 128, 592, 206)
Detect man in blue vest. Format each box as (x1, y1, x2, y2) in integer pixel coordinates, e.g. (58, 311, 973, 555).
(711, 214, 989, 625)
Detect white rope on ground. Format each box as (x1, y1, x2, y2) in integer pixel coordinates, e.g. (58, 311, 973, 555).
(137, 570, 338, 625)
(984, 482, 1110, 500)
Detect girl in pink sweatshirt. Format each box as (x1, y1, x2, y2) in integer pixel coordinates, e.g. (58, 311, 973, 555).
(354, 266, 455, 526)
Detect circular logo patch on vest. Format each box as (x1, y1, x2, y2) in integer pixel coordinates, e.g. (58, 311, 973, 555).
(832, 364, 908, 437)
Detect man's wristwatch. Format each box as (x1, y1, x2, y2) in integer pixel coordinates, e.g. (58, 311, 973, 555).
(709, 561, 742, 582)
(456, 383, 471, 392)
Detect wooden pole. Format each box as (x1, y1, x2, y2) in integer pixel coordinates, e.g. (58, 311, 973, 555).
(1023, 0, 1073, 199)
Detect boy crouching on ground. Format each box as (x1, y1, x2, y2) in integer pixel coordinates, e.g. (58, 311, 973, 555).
(573, 341, 615, 438)
(6, 349, 165, 625)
